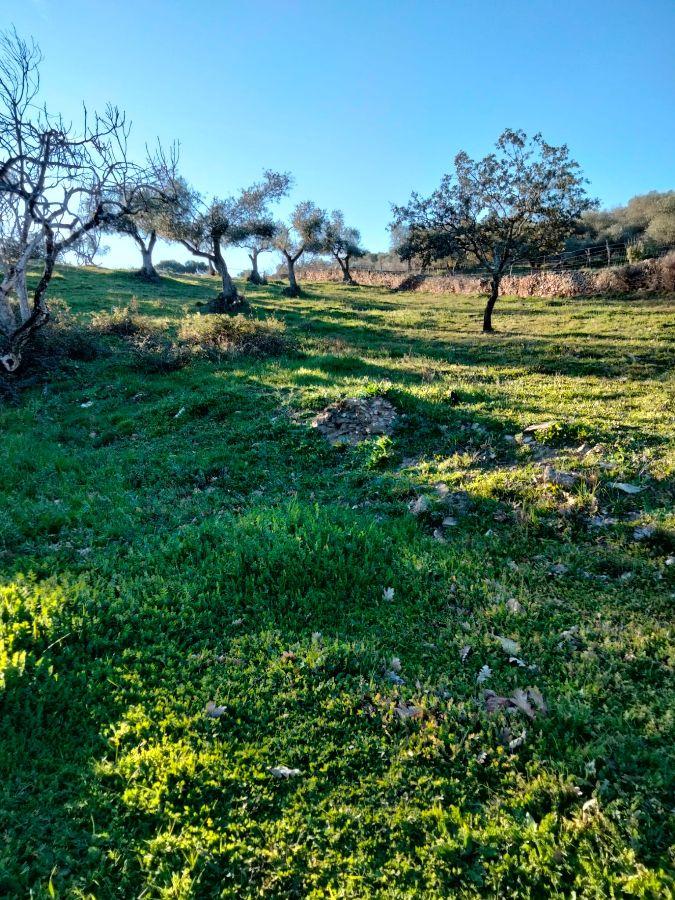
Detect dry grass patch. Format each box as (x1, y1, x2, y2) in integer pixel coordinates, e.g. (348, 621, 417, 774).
(178, 313, 289, 358)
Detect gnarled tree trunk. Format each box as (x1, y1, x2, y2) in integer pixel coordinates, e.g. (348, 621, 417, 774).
(482, 274, 501, 333)
(336, 254, 356, 285)
(247, 249, 264, 284)
(284, 253, 301, 297)
(136, 230, 158, 279)
(210, 241, 243, 312)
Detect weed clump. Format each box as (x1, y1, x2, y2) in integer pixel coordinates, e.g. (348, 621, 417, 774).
(179, 313, 289, 359)
(127, 333, 191, 373)
(90, 300, 156, 337)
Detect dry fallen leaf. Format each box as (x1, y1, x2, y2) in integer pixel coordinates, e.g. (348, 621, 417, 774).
(484, 690, 511, 713)
(510, 688, 536, 719)
(394, 701, 423, 720)
(526, 685, 547, 714)
(476, 665, 492, 684)
(608, 481, 643, 494)
(205, 701, 226, 718)
(495, 635, 520, 655)
(509, 656, 527, 667)
(269, 765, 301, 778)
(524, 421, 557, 433)
(280, 650, 296, 662)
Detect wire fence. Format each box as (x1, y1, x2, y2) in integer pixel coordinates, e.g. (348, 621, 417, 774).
(347, 241, 670, 277)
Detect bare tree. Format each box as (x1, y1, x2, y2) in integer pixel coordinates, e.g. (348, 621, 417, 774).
(321, 210, 365, 284)
(0, 28, 177, 372)
(392, 129, 595, 332)
(165, 171, 290, 310)
(273, 201, 325, 297)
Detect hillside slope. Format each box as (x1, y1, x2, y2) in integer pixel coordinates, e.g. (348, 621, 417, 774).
(1, 267, 673, 897)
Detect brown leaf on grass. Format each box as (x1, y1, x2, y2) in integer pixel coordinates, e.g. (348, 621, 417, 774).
(484, 690, 511, 713)
(526, 685, 547, 714)
(394, 701, 423, 720)
(524, 421, 557, 433)
(485, 686, 547, 720)
(280, 650, 296, 662)
(510, 689, 536, 719)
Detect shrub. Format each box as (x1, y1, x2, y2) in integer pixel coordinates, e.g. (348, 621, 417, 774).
(90, 300, 155, 336)
(178, 314, 289, 358)
(127, 333, 191, 373)
(26, 299, 105, 365)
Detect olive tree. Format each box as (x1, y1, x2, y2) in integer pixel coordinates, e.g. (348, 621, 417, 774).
(233, 172, 291, 284)
(0, 28, 176, 372)
(166, 171, 290, 310)
(392, 129, 595, 332)
(321, 210, 365, 284)
(107, 180, 189, 279)
(273, 201, 325, 297)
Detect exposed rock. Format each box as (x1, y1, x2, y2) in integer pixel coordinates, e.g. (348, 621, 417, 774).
(311, 396, 397, 445)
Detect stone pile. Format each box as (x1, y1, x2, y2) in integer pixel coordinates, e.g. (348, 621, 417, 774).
(311, 396, 397, 445)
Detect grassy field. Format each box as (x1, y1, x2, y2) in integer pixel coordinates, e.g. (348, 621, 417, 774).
(1, 266, 674, 898)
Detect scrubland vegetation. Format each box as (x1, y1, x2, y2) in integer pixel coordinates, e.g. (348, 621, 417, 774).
(1, 267, 673, 897)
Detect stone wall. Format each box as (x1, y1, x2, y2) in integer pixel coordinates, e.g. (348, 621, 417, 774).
(296, 252, 675, 297)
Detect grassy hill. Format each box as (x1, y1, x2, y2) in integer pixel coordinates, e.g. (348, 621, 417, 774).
(1, 267, 673, 897)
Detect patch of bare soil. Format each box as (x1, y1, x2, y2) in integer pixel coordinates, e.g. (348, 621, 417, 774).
(311, 396, 397, 445)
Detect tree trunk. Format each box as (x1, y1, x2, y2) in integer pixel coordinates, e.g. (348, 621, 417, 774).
(139, 247, 157, 279)
(1, 246, 55, 373)
(338, 255, 356, 285)
(15, 265, 30, 321)
(482, 275, 500, 333)
(211, 259, 241, 311)
(136, 231, 158, 279)
(247, 249, 264, 284)
(285, 255, 300, 297)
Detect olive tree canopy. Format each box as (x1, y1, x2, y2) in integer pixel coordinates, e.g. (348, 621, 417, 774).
(392, 129, 595, 331)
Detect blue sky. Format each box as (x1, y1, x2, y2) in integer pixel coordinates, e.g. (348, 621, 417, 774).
(4, 0, 674, 272)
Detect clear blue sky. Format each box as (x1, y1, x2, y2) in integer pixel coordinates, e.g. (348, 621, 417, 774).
(4, 0, 674, 272)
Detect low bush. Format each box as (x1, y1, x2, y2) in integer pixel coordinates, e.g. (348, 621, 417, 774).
(90, 300, 156, 337)
(178, 313, 289, 358)
(127, 333, 191, 373)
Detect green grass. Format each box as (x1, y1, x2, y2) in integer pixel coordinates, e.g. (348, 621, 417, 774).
(1, 266, 674, 898)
